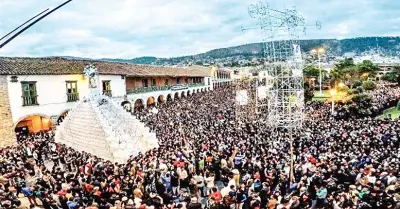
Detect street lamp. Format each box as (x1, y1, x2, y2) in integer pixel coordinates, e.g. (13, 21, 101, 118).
(330, 89, 336, 115)
(311, 47, 325, 96)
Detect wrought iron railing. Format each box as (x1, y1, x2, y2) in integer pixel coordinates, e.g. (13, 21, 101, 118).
(187, 83, 205, 87)
(67, 93, 79, 102)
(103, 90, 112, 97)
(22, 95, 38, 106)
(127, 86, 170, 94)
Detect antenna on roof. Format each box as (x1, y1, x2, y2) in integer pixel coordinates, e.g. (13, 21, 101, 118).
(0, 0, 73, 49)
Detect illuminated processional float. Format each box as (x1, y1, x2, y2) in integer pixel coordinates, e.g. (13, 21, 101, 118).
(55, 65, 158, 163)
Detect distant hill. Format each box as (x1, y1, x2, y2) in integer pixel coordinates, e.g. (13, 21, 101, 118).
(60, 37, 400, 66)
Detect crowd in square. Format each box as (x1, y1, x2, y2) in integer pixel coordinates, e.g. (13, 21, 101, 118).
(1, 85, 400, 209)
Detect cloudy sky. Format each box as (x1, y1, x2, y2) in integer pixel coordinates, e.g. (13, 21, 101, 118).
(0, 0, 398, 59)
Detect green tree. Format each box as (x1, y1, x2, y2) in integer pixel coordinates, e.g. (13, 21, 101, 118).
(335, 58, 355, 70)
(304, 81, 314, 102)
(303, 65, 320, 77)
(394, 66, 400, 85)
(357, 60, 379, 78)
(330, 58, 354, 84)
(397, 100, 400, 110)
(362, 80, 376, 90)
(343, 66, 360, 88)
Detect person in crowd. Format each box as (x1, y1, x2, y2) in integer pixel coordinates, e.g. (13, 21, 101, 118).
(1, 85, 400, 209)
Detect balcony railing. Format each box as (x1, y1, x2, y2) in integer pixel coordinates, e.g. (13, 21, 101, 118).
(67, 93, 79, 102)
(126, 83, 206, 95)
(127, 86, 170, 94)
(187, 83, 205, 87)
(103, 90, 112, 97)
(22, 95, 38, 106)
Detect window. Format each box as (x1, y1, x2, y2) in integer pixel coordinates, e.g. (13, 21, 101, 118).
(66, 81, 79, 102)
(207, 78, 211, 86)
(102, 81, 112, 97)
(142, 79, 148, 87)
(185, 78, 188, 84)
(176, 78, 180, 84)
(165, 79, 169, 86)
(21, 82, 38, 106)
(151, 79, 156, 87)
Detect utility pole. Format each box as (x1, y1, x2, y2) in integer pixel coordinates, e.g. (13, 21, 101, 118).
(0, 0, 73, 49)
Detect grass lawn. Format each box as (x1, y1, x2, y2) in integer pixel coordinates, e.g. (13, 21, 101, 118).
(377, 107, 400, 120)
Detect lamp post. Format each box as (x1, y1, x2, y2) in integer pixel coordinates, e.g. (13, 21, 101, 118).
(311, 48, 325, 96)
(330, 89, 336, 115)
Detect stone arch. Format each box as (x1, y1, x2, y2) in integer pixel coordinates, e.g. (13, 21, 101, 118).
(147, 96, 156, 106)
(157, 95, 165, 103)
(201, 88, 204, 92)
(208, 87, 211, 91)
(134, 98, 145, 111)
(181, 91, 186, 98)
(187, 90, 191, 96)
(174, 92, 180, 99)
(15, 114, 53, 138)
(167, 94, 173, 101)
(197, 89, 200, 93)
(121, 101, 132, 112)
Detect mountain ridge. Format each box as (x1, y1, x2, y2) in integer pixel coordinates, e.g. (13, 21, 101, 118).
(55, 36, 400, 66)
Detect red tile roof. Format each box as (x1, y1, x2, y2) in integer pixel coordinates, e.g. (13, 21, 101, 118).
(0, 57, 210, 77)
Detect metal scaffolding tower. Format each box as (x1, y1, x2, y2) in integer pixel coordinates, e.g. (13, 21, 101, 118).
(246, 1, 308, 130)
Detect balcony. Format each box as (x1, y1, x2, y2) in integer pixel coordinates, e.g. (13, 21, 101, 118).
(127, 86, 170, 94)
(187, 83, 205, 88)
(103, 90, 112, 97)
(22, 95, 38, 106)
(127, 83, 206, 95)
(67, 93, 79, 102)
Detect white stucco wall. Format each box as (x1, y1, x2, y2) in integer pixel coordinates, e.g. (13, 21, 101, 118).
(99, 75, 126, 97)
(7, 74, 125, 123)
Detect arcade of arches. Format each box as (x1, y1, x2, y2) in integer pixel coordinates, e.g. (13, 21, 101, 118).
(121, 101, 132, 112)
(134, 99, 144, 111)
(147, 97, 156, 107)
(15, 115, 52, 138)
(167, 94, 173, 101)
(157, 95, 165, 103)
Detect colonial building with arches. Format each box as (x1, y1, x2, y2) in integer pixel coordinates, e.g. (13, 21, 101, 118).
(0, 57, 212, 147)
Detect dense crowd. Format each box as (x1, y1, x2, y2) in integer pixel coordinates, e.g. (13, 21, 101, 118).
(333, 86, 400, 119)
(1, 85, 400, 209)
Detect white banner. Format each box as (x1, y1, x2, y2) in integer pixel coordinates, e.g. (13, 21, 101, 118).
(293, 44, 302, 62)
(257, 86, 267, 100)
(236, 90, 248, 105)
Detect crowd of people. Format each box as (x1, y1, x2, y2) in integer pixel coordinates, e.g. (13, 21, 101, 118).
(333, 86, 400, 119)
(1, 84, 400, 209)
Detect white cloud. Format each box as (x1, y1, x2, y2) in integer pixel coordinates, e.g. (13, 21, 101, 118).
(0, 0, 399, 58)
